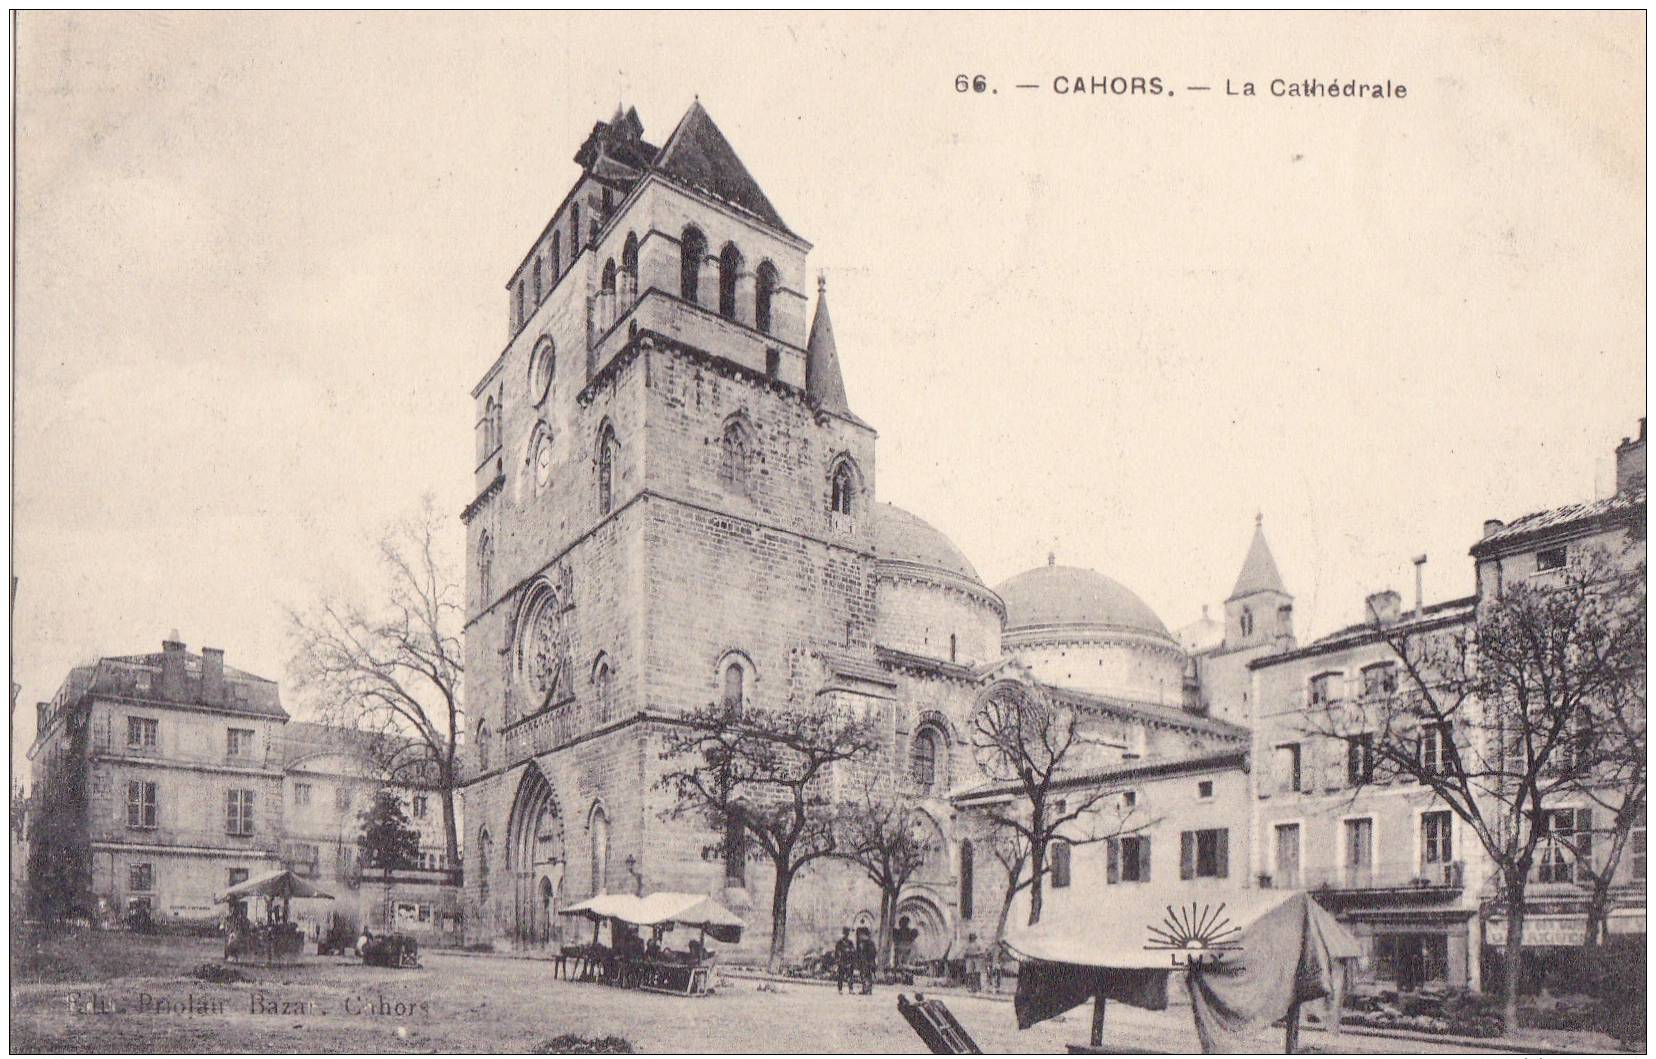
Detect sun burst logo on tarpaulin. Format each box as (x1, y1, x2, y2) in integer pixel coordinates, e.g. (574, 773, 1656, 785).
(1143, 902, 1244, 967)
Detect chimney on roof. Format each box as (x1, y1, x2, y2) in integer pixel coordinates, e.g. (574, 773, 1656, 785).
(1412, 554, 1428, 618)
(1365, 590, 1402, 627)
(159, 636, 188, 701)
(1482, 519, 1505, 539)
(1615, 417, 1647, 495)
(201, 647, 225, 706)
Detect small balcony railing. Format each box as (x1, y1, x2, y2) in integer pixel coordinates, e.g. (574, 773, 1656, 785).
(1259, 859, 1464, 892)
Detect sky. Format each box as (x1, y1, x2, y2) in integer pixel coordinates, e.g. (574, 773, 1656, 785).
(10, 12, 1646, 775)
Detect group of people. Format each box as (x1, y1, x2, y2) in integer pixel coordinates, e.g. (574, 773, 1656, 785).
(832, 926, 880, 994)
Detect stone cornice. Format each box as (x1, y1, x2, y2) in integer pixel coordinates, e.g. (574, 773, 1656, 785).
(461, 473, 506, 524)
(874, 560, 1007, 621)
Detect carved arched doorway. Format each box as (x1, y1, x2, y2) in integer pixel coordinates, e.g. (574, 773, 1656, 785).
(895, 894, 951, 966)
(506, 763, 564, 947)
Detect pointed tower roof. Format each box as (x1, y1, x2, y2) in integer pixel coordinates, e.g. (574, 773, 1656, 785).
(1227, 514, 1289, 601)
(652, 100, 792, 235)
(806, 274, 852, 417)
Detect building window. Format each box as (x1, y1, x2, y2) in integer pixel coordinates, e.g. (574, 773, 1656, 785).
(515, 281, 526, 329)
(1240, 607, 1254, 637)
(226, 728, 254, 759)
(597, 426, 618, 515)
(1120, 790, 1137, 811)
(593, 656, 614, 719)
(959, 839, 974, 919)
(1536, 546, 1567, 573)
(413, 794, 429, 820)
(226, 789, 256, 836)
(127, 717, 158, 750)
(1362, 662, 1398, 699)
(754, 260, 777, 333)
(765, 347, 780, 377)
(531, 339, 556, 404)
(1274, 743, 1301, 794)
(717, 242, 742, 320)
(533, 259, 543, 304)
(228, 867, 249, 887)
(1108, 834, 1150, 883)
(719, 417, 752, 493)
(1422, 810, 1453, 871)
(601, 257, 617, 297)
(334, 785, 352, 812)
(1632, 824, 1647, 881)
(1274, 823, 1301, 887)
(570, 203, 581, 256)
(591, 805, 610, 894)
(1197, 780, 1214, 800)
(680, 226, 706, 303)
(721, 662, 745, 712)
(1049, 840, 1072, 888)
(1537, 808, 1592, 883)
(1309, 672, 1341, 706)
(621, 232, 639, 301)
(135, 670, 153, 693)
(1346, 733, 1376, 786)
(289, 842, 320, 877)
(126, 781, 158, 829)
(1344, 818, 1374, 883)
(910, 727, 941, 793)
(949, 634, 958, 663)
(478, 531, 495, 601)
(129, 863, 154, 892)
(293, 782, 311, 807)
(830, 460, 857, 516)
(476, 722, 492, 771)
(1181, 828, 1229, 879)
(551, 231, 562, 278)
(1419, 723, 1452, 776)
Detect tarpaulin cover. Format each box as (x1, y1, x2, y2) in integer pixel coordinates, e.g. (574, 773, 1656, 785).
(215, 868, 334, 904)
(1005, 887, 1359, 1053)
(559, 892, 745, 943)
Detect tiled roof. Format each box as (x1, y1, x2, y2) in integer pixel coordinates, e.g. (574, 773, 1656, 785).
(1252, 595, 1477, 670)
(651, 101, 793, 236)
(1471, 487, 1645, 555)
(805, 282, 852, 418)
(1229, 519, 1288, 601)
(954, 746, 1249, 803)
(1041, 683, 1251, 741)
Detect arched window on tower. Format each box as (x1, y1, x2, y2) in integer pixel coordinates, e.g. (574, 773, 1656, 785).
(588, 220, 598, 247)
(621, 232, 639, 302)
(722, 662, 745, 713)
(597, 426, 619, 515)
(477, 827, 493, 903)
(754, 260, 778, 334)
(1241, 607, 1254, 637)
(590, 805, 610, 894)
(830, 460, 857, 516)
(718, 243, 743, 320)
(680, 226, 706, 303)
(593, 654, 614, 721)
(911, 726, 942, 794)
(533, 259, 543, 304)
(570, 203, 581, 257)
(949, 633, 958, 664)
(551, 231, 562, 278)
(475, 721, 491, 771)
(960, 839, 975, 919)
(719, 417, 751, 494)
(478, 532, 494, 602)
(601, 258, 617, 295)
(481, 397, 497, 459)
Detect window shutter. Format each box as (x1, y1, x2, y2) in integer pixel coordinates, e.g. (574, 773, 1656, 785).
(1138, 835, 1153, 881)
(1180, 831, 1195, 880)
(1106, 838, 1119, 884)
(1217, 830, 1230, 878)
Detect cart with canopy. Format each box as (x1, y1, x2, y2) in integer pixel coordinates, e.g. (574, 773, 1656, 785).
(1004, 887, 1360, 1053)
(215, 868, 335, 965)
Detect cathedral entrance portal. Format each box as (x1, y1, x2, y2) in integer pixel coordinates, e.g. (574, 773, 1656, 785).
(506, 764, 565, 948)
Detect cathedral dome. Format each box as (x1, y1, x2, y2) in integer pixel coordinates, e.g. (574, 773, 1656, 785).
(996, 561, 1174, 642)
(872, 503, 985, 587)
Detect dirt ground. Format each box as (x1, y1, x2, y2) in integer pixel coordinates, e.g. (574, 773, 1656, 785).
(8, 930, 1512, 1054)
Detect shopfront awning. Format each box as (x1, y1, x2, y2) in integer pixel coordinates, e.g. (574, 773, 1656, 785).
(1005, 887, 1359, 1053)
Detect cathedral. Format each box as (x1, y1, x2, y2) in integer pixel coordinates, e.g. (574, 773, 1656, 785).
(458, 101, 1293, 959)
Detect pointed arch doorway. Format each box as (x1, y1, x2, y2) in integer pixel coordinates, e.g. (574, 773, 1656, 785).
(506, 763, 565, 947)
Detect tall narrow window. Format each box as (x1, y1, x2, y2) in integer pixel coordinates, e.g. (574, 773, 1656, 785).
(830, 461, 856, 516)
(601, 258, 616, 295)
(754, 260, 777, 334)
(1344, 818, 1374, 883)
(478, 532, 493, 601)
(551, 231, 562, 278)
(226, 789, 256, 836)
(570, 204, 581, 256)
(476, 722, 491, 771)
(1050, 840, 1072, 888)
(127, 780, 158, 829)
(1240, 607, 1254, 637)
(597, 427, 618, 515)
(1274, 823, 1301, 887)
(718, 243, 742, 320)
(1422, 810, 1453, 870)
(590, 805, 610, 894)
(533, 259, 543, 303)
(910, 728, 939, 792)
(722, 663, 745, 712)
(621, 232, 639, 300)
(719, 417, 751, 493)
(959, 839, 974, 919)
(949, 633, 958, 663)
(680, 226, 706, 303)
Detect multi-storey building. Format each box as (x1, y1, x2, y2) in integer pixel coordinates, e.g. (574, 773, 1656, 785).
(27, 638, 462, 938)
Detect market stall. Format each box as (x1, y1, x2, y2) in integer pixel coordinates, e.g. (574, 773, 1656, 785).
(215, 869, 335, 966)
(1004, 887, 1360, 1054)
(557, 891, 742, 996)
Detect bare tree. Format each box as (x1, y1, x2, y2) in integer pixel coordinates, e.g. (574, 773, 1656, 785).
(836, 787, 936, 969)
(287, 497, 464, 865)
(967, 680, 1139, 926)
(659, 699, 878, 972)
(986, 826, 1032, 944)
(1298, 545, 1645, 1031)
